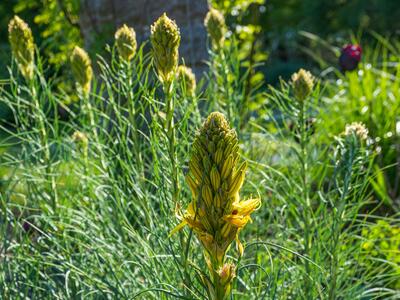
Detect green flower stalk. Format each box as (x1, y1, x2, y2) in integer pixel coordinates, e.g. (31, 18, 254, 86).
(177, 65, 196, 96)
(72, 131, 89, 153)
(172, 112, 260, 300)
(8, 16, 35, 80)
(71, 46, 93, 95)
(115, 24, 137, 62)
(150, 13, 181, 84)
(291, 69, 314, 102)
(204, 8, 226, 50)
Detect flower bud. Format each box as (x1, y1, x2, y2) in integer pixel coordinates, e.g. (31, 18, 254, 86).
(8, 16, 35, 80)
(115, 24, 137, 61)
(150, 13, 180, 84)
(291, 69, 314, 102)
(70, 46, 93, 95)
(72, 131, 89, 156)
(177, 65, 196, 96)
(204, 8, 226, 49)
(218, 263, 236, 286)
(344, 122, 368, 140)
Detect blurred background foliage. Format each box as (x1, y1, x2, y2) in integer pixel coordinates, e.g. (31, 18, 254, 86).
(0, 0, 81, 78)
(1, 0, 400, 81)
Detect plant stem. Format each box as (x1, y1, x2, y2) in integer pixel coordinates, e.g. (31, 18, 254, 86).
(299, 100, 311, 297)
(30, 80, 58, 212)
(163, 80, 179, 210)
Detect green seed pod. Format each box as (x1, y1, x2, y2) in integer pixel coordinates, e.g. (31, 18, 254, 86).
(176, 65, 196, 96)
(115, 24, 137, 61)
(291, 68, 314, 102)
(150, 13, 181, 84)
(70, 46, 93, 95)
(204, 8, 226, 49)
(8, 16, 35, 80)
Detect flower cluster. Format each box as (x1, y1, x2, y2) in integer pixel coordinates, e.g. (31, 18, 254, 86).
(150, 13, 181, 84)
(204, 8, 226, 50)
(173, 112, 260, 299)
(291, 69, 315, 102)
(70, 46, 93, 95)
(8, 16, 35, 80)
(344, 122, 369, 140)
(115, 24, 137, 62)
(177, 65, 196, 96)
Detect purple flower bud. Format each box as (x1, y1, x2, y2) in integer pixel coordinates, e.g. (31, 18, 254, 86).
(339, 44, 362, 72)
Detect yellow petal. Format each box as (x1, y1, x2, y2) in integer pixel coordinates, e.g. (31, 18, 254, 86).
(223, 214, 251, 227)
(232, 198, 261, 216)
(236, 234, 244, 256)
(169, 220, 188, 237)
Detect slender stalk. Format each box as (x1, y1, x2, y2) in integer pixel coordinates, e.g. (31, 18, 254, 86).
(126, 62, 144, 178)
(299, 100, 312, 297)
(29, 79, 58, 212)
(83, 91, 107, 173)
(163, 80, 179, 209)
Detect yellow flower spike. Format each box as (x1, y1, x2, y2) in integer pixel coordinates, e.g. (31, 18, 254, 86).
(8, 16, 35, 80)
(291, 68, 314, 102)
(171, 111, 260, 300)
(70, 46, 93, 95)
(176, 65, 196, 96)
(150, 13, 180, 84)
(115, 24, 137, 62)
(204, 8, 226, 50)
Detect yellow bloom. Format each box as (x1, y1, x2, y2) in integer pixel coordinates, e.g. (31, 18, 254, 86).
(173, 112, 260, 261)
(176, 65, 196, 96)
(204, 8, 226, 49)
(291, 68, 314, 101)
(115, 24, 137, 61)
(8, 16, 35, 80)
(150, 13, 180, 84)
(70, 46, 93, 95)
(172, 112, 260, 299)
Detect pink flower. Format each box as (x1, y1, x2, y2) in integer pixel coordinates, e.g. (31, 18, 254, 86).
(339, 44, 362, 72)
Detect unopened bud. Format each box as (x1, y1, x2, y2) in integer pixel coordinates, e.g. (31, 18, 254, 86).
(204, 8, 226, 49)
(8, 16, 35, 80)
(70, 46, 93, 95)
(177, 65, 196, 96)
(115, 24, 137, 61)
(150, 13, 180, 84)
(291, 69, 314, 101)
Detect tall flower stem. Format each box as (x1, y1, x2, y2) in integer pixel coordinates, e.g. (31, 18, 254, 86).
(299, 100, 312, 297)
(83, 92, 107, 173)
(126, 62, 144, 178)
(29, 79, 58, 212)
(163, 80, 179, 209)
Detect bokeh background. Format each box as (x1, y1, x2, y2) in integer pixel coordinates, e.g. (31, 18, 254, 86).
(1, 0, 400, 82)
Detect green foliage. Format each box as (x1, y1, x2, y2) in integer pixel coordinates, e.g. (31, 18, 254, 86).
(0, 8, 399, 300)
(319, 38, 400, 210)
(361, 219, 400, 289)
(14, 0, 81, 68)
